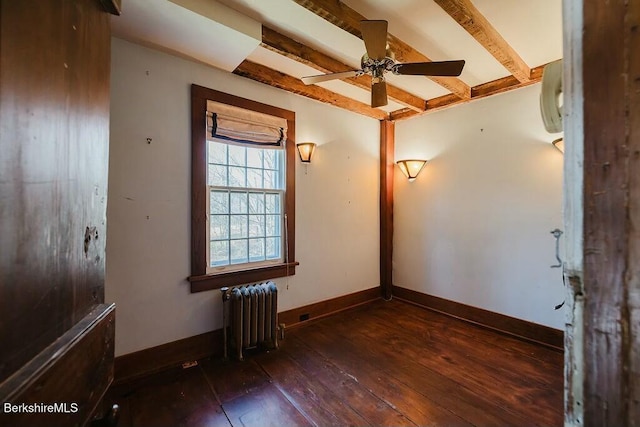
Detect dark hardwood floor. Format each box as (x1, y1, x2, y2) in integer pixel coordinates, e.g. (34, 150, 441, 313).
(104, 299, 563, 426)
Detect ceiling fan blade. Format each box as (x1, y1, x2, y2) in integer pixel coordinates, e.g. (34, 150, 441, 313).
(301, 70, 359, 85)
(360, 20, 388, 61)
(371, 79, 388, 108)
(394, 60, 466, 77)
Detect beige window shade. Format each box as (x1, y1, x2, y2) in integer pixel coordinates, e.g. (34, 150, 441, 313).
(207, 100, 287, 147)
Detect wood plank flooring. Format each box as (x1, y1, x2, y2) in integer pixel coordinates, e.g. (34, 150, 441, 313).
(104, 299, 563, 426)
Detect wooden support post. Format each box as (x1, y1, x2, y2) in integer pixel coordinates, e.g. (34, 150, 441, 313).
(380, 120, 395, 300)
(564, 0, 640, 425)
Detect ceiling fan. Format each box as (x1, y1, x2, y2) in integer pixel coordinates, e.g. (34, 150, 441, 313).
(301, 20, 465, 108)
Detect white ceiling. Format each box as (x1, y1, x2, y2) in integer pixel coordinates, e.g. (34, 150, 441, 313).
(111, 0, 262, 71)
(111, 0, 563, 112)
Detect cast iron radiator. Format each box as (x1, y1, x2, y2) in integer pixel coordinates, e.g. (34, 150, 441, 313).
(220, 281, 278, 360)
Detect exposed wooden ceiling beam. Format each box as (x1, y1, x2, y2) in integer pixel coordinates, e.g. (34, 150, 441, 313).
(432, 0, 531, 82)
(233, 60, 388, 120)
(389, 63, 547, 121)
(261, 27, 426, 112)
(471, 64, 543, 98)
(292, 0, 471, 99)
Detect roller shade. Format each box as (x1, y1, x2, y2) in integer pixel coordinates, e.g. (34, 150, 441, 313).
(207, 100, 287, 147)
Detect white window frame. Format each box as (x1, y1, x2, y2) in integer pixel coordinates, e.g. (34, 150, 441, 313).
(205, 140, 287, 274)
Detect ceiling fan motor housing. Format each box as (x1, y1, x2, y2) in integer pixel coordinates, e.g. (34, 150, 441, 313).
(361, 52, 396, 76)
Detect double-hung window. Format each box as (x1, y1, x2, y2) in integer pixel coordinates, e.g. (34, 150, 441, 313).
(189, 85, 297, 292)
(207, 141, 284, 270)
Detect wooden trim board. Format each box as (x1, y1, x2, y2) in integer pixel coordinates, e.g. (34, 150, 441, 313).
(114, 287, 380, 384)
(279, 287, 381, 329)
(392, 286, 563, 351)
(114, 330, 223, 386)
(99, 0, 122, 15)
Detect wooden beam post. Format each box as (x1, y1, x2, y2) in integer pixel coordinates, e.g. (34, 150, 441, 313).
(564, 0, 640, 425)
(562, 0, 585, 425)
(380, 120, 394, 300)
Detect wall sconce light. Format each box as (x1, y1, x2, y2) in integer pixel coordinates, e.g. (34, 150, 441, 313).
(552, 137, 564, 153)
(296, 142, 316, 163)
(397, 159, 427, 182)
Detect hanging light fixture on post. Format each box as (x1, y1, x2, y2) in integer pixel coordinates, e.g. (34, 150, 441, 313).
(397, 159, 427, 182)
(296, 142, 316, 163)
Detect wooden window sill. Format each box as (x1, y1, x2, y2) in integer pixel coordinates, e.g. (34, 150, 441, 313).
(188, 262, 298, 293)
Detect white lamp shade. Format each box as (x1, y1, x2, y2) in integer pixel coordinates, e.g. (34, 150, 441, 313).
(296, 142, 316, 163)
(552, 137, 564, 153)
(397, 159, 427, 182)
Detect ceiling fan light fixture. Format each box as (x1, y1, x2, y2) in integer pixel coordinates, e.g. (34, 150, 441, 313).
(299, 20, 465, 109)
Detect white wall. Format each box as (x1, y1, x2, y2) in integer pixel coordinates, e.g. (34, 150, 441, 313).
(394, 84, 565, 329)
(106, 38, 380, 357)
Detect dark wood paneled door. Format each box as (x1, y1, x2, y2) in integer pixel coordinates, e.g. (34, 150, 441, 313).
(0, 1, 119, 426)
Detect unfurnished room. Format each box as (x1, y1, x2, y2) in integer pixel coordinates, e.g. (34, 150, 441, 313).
(1, 1, 639, 426)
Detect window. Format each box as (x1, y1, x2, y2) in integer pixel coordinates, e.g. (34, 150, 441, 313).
(207, 142, 284, 270)
(189, 85, 297, 292)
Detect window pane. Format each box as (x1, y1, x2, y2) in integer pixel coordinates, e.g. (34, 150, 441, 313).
(210, 215, 229, 240)
(210, 241, 229, 266)
(230, 215, 247, 239)
(249, 238, 265, 262)
(230, 192, 247, 214)
(228, 144, 246, 166)
(210, 191, 228, 214)
(264, 149, 276, 170)
(208, 164, 227, 186)
(230, 239, 248, 264)
(249, 214, 265, 237)
(248, 193, 265, 214)
(266, 215, 280, 237)
(266, 237, 281, 260)
(263, 170, 276, 189)
(229, 166, 246, 187)
(265, 193, 280, 214)
(247, 168, 263, 188)
(208, 141, 227, 164)
(247, 149, 262, 168)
